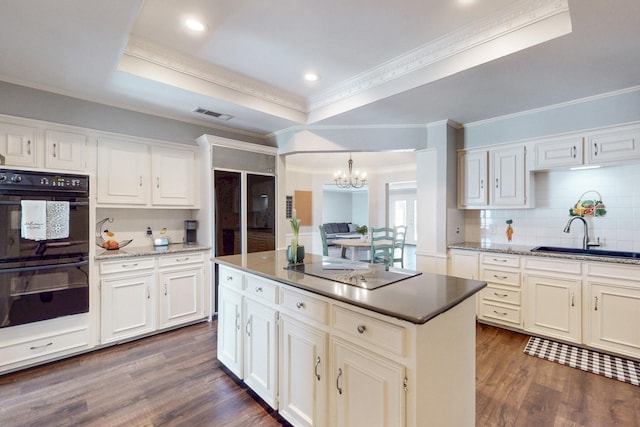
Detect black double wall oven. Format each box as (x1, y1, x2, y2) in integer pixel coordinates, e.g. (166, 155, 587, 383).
(0, 169, 89, 328)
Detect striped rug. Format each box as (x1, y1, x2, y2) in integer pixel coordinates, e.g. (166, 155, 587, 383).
(524, 336, 640, 387)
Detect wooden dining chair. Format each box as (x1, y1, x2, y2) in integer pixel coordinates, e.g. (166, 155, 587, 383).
(392, 225, 407, 268)
(319, 225, 329, 256)
(369, 226, 396, 266)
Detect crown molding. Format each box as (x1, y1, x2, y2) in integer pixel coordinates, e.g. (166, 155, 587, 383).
(308, 0, 569, 112)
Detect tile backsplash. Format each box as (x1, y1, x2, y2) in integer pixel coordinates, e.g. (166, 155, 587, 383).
(464, 163, 640, 251)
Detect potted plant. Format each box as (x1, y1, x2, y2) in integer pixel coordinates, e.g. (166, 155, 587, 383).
(356, 225, 368, 241)
(287, 209, 305, 263)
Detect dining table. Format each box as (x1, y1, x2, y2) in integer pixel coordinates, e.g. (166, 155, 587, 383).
(332, 238, 373, 261)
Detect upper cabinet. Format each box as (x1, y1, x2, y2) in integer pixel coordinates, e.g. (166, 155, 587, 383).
(0, 121, 87, 171)
(458, 144, 531, 209)
(97, 136, 198, 208)
(533, 122, 640, 170)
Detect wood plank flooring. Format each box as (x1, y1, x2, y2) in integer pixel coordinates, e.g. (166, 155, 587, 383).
(1, 321, 638, 426)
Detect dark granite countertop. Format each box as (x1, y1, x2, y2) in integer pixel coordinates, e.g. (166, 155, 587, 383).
(215, 250, 486, 325)
(449, 242, 640, 266)
(95, 243, 211, 260)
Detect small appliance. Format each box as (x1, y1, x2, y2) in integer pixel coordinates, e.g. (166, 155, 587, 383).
(185, 220, 198, 244)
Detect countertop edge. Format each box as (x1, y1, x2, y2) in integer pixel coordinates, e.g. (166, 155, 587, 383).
(95, 244, 212, 260)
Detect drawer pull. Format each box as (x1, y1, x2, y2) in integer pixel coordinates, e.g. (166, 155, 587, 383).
(30, 342, 53, 350)
(296, 302, 305, 309)
(235, 311, 240, 331)
(121, 263, 139, 269)
(336, 368, 343, 395)
(246, 318, 251, 337)
(255, 287, 263, 293)
(357, 324, 366, 334)
(493, 258, 508, 263)
(493, 310, 508, 317)
(175, 257, 190, 262)
(493, 275, 508, 280)
(493, 292, 509, 298)
(315, 356, 321, 381)
(226, 275, 233, 281)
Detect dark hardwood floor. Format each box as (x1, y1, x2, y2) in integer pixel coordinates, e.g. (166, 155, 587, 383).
(1, 321, 638, 426)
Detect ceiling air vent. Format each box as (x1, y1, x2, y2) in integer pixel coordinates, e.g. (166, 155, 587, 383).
(193, 107, 233, 121)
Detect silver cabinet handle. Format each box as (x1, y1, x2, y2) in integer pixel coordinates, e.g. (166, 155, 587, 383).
(594, 142, 598, 156)
(235, 311, 240, 331)
(495, 178, 499, 188)
(357, 324, 366, 334)
(594, 296, 598, 311)
(121, 263, 138, 269)
(493, 258, 508, 263)
(255, 287, 263, 293)
(53, 143, 57, 157)
(571, 293, 575, 307)
(164, 283, 168, 296)
(246, 318, 251, 337)
(226, 275, 233, 281)
(493, 292, 508, 298)
(315, 356, 321, 381)
(30, 342, 53, 350)
(336, 368, 343, 395)
(27, 140, 31, 155)
(139, 176, 143, 187)
(147, 287, 150, 299)
(480, 179, 484, 190)
(175, 257, 190, 262)
(572, 146, 577, 158)
(156, 177, 160, 188)
(296, 302, 305, 309)
(493, 275, 508, 280)
(493, 310, 508, 316)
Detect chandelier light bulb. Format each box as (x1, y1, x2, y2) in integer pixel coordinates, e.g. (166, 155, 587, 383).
(333, 153, 367, 189)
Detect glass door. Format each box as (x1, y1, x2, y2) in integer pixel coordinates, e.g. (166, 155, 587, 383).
(246, 174, 275, 253)
(214, 170, 241, 256)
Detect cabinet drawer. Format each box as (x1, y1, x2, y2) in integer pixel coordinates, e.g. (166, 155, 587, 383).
(280, 287, 329, 324)
(218, 265, 244, 291)
(246, 274, 279, 305)
(0, 327, 89, 368)
(332, 306, 406, 356)
(586, 262, 640, 282)
(482, 268, 520, 287)
(480, 285, 520, 306)
(100, 257, 155, 275)
(524, 257, 581, 275)
(479, 301, 521, 326)
(481, 253, 520, 268)
(158, 252, 204, 267)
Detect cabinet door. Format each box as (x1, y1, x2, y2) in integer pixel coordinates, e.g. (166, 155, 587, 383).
(244, 297, 278, 409)
(151, 146, 196, 206)
(217, 286, 243, 378)
(279, 315, 328, 427)
(0, 122, 37, 167)
(587, 126, 640, 164)
(449, 250, 478, 280)
(490, 145, 526, 206)
(101, 273, 155, 344)
(332, 339, 405, 427)
(587, 282, 640, 358)
(524, 274, 581, 343)
(97, 137, 148, 205)
(534, 136, 583, 169)
(458, 150, 487, 207)
(45, 130, 86, 171)
(158, 266, 204, 329)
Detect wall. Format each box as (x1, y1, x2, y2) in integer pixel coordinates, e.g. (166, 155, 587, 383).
(321, 190, 354, 223)
(465, 163, 640, 252)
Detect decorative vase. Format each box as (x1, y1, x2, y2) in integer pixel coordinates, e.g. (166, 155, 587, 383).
(360, 234, 367, 242)
(287, 245, 305, 263)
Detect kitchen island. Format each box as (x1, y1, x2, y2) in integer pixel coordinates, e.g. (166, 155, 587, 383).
(215, 250, 486, 427)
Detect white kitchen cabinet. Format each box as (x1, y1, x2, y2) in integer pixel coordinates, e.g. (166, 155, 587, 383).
(458, 150, 487, 207)
(490, 145, 527, 207)
(458, 144, 530, 209)
(100, 260, 156, 344)
(96, 136, 198, 208)
(449, 249, 479, 280)
(477, 253, 522, 329)
(158, 264, 204, 330)
(44, 129, 87, 171)
(332, 338, 405, 427)
(585, 262, 640, 359)
(586, 123, 640, 164)
(97, 137, 149, 205)
(0, 121, 37, 167)
(151, 146, 196, 206)
(534, 135, 583, 169)
(217, 284, 244, 378)
(279, 315, 328, 427)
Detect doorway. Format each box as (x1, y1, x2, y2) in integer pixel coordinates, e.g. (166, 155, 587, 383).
(388, 182, 417, 245)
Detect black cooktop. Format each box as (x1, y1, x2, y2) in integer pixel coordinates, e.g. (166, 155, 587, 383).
(285, 259, 421, 290)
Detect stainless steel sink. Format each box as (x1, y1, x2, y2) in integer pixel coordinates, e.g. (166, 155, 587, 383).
(531, 246, 640, 259)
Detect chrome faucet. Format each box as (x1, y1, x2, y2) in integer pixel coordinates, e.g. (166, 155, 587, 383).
(563, 216, 599, 250)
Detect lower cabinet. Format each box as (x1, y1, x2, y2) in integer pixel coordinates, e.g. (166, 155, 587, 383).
(332, 338, 405, 427)
(217, 285, 244, 378)
(244, 297, 278, 408)
(99, 252, 206, 345)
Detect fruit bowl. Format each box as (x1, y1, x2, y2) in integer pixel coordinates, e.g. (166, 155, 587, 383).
(96, 218, 133, 250)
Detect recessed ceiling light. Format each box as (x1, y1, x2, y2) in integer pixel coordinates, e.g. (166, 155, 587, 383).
(185, 18, 205, 32)
(304, 73, 319, 82)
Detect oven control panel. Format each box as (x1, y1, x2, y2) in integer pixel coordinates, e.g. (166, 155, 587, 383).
(0, 169, 89, 194)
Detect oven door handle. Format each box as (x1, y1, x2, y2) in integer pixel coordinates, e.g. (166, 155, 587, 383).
(0, 260, 88, 274)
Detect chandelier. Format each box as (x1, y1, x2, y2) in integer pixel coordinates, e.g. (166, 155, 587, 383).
(334, 154, 367, 189)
